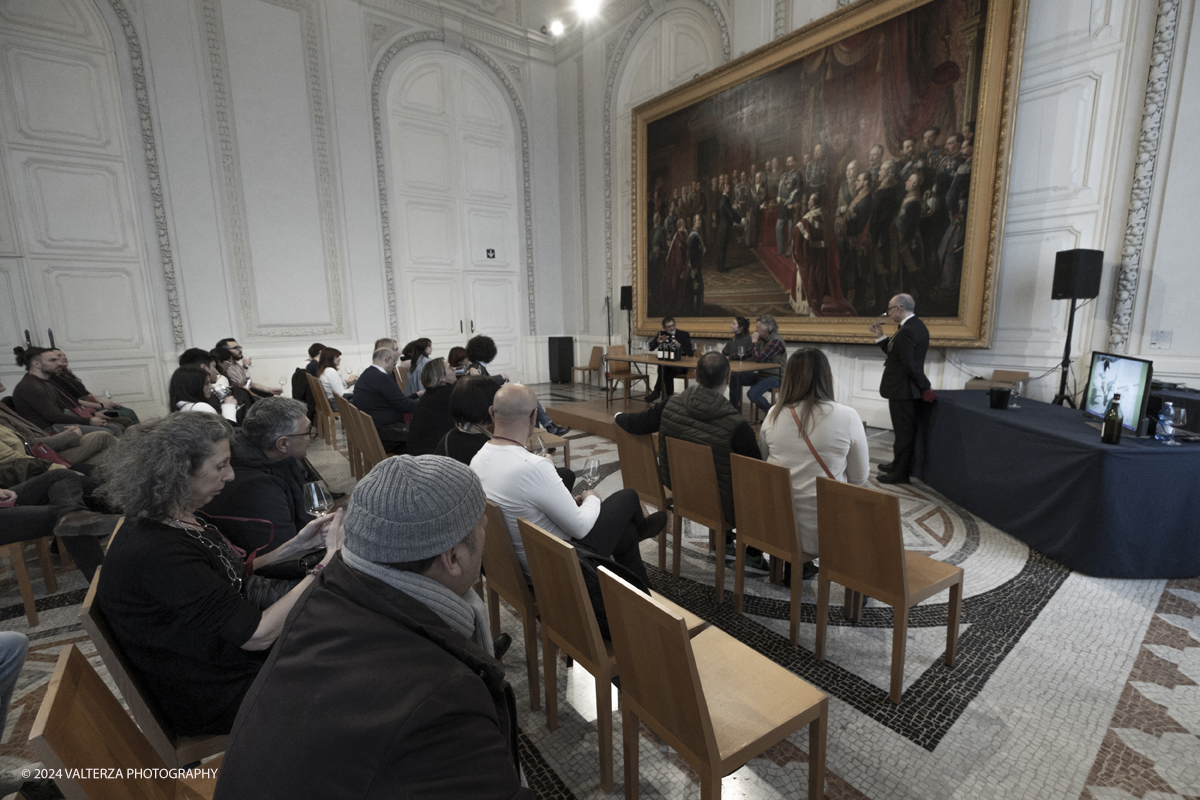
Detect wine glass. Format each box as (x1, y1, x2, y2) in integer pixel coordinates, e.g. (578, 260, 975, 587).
(1009, 380, 1024, 409)
(737, 346, 745, 359)
(303, 482, 334, 517)
(1168, 407, 1188, 447)
(581, 458, 600, 490)
(529, 434, 547, 457)
(278, 375, 288, 390)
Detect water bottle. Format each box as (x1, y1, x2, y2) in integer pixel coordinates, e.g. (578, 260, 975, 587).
(1156, 401, 1175, 442)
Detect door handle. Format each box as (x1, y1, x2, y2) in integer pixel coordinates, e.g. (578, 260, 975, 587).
(460, 321, 463, 333)
(470, 320, 475, 333)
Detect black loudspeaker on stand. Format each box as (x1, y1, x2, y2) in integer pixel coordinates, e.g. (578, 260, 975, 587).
(1051, 249, 1103, 407)
(620, 285, 633, 353)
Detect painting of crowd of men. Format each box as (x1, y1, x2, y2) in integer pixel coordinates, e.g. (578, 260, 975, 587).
(642, 0, 986, 322)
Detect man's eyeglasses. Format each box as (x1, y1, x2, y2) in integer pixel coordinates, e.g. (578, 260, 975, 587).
(286, 426, 319, 440)
(887, 305, 901, 313)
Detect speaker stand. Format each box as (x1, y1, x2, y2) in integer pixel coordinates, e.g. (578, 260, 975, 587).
(1052, 297, 1078, 408)
(626, 309, 632, 355)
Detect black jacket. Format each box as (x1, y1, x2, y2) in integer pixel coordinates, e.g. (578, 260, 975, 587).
(354, 365, 418, 429)
(214, 556, 532, 800)
(646, 329, 693, 357)
(407, 384, 456, 456)
(878, 316, 931, 400)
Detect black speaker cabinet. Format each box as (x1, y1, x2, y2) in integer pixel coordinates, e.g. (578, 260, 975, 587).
(619, 285, 633, 310)
(1051, 249, 1103, 300)
(548, 336, 574, 383)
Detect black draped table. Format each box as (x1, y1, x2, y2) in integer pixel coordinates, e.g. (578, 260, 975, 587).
(913, 390, 1200, 578)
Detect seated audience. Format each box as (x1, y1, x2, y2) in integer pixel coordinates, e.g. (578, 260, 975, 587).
(722, 316, 753, 359)
(353, 346, 418, 453)
(728, 314, 787, 413)
(50, 349, 139, 426)
(472, 384, 663, 583)
(759, 348, 869, 567)
(402, 338, 433, 395)
(407, 358, 458, 456)
(374, 337, 409, 370)
(202, 398, 316, 554)
(448, 346, 476, 376)
(216, 338, 281, 397)
(96, 412, 342, 736)
(169, 366, 238, 421)
(304, 343, 325, 376)
(11, 347, 119, 437)
(644, 316, 694, 402)
(466, 335, 569, 436)
(435, 375, 499, 464)
(212, 347, 258, 410)
(316, 348, 356, 409)
(214, 456, 531, 799)
(0, 380, 115, 468)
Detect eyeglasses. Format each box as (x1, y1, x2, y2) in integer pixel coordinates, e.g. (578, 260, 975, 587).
(887, 305, 901, 313)
(286, 426, 319, 440)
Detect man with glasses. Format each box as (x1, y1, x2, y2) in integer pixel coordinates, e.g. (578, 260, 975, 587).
(216, 338, 282, 397)
(870, 293, 936, 484)
(203, 397, 318, 553)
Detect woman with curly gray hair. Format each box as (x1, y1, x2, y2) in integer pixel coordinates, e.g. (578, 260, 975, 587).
(95, 411, 343, 737)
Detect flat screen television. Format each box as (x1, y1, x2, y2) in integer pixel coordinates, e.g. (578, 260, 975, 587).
(1082, 352, 1153, 433)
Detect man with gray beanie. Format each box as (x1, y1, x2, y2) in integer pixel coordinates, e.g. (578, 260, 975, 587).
(215, 455, 533, 800)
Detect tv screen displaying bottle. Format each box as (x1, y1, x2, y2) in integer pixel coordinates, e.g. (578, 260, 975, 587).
(1082, 352, 1153, 432)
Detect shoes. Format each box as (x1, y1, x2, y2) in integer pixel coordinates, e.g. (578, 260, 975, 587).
(643, 391, 661, 403)
(743, 552, 769, 574)
(636, 511, 669, 541)
(878, 461, 895, 473)
(330, 491, 346, 500)
(53, 511, 121, 539)
(724, 541, 737, 562)
(801, 560, 819, 580)
(877, 472, 910, 485)
(493, 632, 512, 659)
(545, 423, 571, 436)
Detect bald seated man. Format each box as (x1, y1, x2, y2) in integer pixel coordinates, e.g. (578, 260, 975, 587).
(470, 384, 667, 584)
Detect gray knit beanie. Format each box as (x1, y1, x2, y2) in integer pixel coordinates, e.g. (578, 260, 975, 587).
(343, 455, 487, 563)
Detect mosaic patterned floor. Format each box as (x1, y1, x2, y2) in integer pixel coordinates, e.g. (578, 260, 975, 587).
(0, 381, 1191, 800)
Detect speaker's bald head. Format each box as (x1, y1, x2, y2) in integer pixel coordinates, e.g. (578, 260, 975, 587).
(492, 383, 537, 422)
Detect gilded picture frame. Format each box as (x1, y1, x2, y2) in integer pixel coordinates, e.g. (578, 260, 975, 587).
(631, 0, 1027, 346)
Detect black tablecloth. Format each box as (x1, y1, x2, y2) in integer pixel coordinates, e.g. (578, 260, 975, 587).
(913, 390, 1200, 578)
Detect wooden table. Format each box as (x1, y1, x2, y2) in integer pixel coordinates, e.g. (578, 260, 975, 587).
(604, 353, 779, 403)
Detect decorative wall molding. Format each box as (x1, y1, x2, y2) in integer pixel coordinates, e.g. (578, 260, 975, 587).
(603, 0, 730, 316)
(362, 0, 555, 62)
(105, 0, 185, 348)
(196, 0, 346, 338)
(774, 0, 789, 38)
(576, 57, 589, 330)
(1108, 0, 1179, 353)
(371, 30, 539, 336)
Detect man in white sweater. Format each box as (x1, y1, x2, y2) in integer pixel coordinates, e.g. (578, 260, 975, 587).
(471, 384, 665, 584)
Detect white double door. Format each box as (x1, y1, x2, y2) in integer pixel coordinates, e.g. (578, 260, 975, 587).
(388, 49, 523, 375)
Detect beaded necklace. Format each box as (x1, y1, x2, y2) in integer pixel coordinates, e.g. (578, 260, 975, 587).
(169, 516, 243, 591)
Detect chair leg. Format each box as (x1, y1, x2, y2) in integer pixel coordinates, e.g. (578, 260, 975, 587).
(563, 441, 570, 470)
(597, 673, 613, 792)
(3, 544, 38, 628)
(623, 707, 639, 800)
(713, 530, 724, 603)
(523, 609, 541, 711)
(701, 766, 723, 800)
(890, 605, 909, 704)
(789, 558, 801, 646)
(843, 587, 857, 620)
(808, 707, 827, 800)
(946, 578, 962, 667)
(814, 577, 830, 660)
(671, 513, 682, 578)
(543, 633, 558, 729)
(657, 528, 667, 572)
(55, 535, 74, 568)
(733, 539, 746, 614)
(34, 537, 56, 594)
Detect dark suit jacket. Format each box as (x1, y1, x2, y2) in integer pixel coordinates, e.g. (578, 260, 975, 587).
(878, 316, 931, 400)
(353, 365, 418, 429)
(646, 329, 693, 357)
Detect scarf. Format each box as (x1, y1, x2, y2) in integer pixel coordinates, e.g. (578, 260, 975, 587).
(343, 547, 491, 651)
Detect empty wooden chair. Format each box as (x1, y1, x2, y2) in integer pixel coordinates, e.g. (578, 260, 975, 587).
(613, 425, 681, 577)
(80, 562, 228, 769)
(598, 566, 827, 800)
(305, 372, 340, 449)
(30, 643, 222, 800)
(814, 477, 964, 703)
(517, 518, 705, 792)
(605, 345, 650, 402)
(0, 507, 58, 627)
(573, 345, 604, 386)
(482, 502, 541, 710)
(663, 437, 732, 602)
(730, 455, 817, 645)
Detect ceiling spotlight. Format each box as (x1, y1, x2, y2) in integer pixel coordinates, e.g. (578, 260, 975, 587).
(549, 19, 565, 36)
(574, 0, 601, 21)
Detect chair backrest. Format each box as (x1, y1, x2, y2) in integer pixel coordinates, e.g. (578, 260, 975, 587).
(482, 502, 535, 614)
(342, 400, 388, 472)
(394, 365, 409, 390)
(517, 518, 607, 669)
(730, 454, 801, 559)
(337, 397, 365, 478)
(815, 477, 907, 602)
(587, 346, 603, 370)
(613, 425, 667, 510)
(664, 437, 725, 530)
(606, 345, 633, 377)
(30, 643, 176, 800)
(305, 372, 335, 421)
(597, 566, 716, 767)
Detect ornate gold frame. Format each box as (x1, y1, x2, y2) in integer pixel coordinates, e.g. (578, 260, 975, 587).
(630, 0, 1027, 347)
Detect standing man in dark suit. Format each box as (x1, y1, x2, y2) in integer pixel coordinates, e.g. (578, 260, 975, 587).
(870, 293, 937, 484)
(686, 213, 706, 314)
(645, 316, 694, 403)
(715, 185, 738, 273)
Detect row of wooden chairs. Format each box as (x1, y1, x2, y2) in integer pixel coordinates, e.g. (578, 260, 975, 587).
(338, 398, 389, 480)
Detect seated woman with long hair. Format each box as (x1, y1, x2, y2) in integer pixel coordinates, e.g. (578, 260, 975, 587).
(759, 347, 869, 561)
(406, 358, 457, 456)
(96, 412, 342, 736)
(316, 348, 356, 410)
(401, 338, 433, 395)
(169, 366, 238, 422)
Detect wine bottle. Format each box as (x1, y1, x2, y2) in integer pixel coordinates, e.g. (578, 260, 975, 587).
(1101, 393, 1123, 445)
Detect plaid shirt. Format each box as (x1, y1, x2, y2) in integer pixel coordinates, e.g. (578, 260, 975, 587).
(753, 336, 785, 363)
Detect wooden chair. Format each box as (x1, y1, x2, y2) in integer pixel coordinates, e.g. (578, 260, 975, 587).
(305, 372, 340, 449)
(393, 365, 409, 390)
(573, 346, 604, 386)
(340, 400, 388, 475)
(29, 644, 222, 800)
(0, 508, 58, 627)
(598, 567, 827, 800)
(814, 478, 964, 703)
(482, 502, 541, 711)
(730, 455, 817, 645)
(517, 519, 705, 792)
(664, 437, 732, 602)
(337, 397, 367, 479)
(80, 561, 228, 769)
(605, 345, 650, 401)
(613, 425, 681, 577)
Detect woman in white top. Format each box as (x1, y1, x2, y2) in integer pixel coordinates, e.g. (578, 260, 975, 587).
(759, 347, 870, 557)
(168, 366, 238, 422)
(316, 348, 357, 410)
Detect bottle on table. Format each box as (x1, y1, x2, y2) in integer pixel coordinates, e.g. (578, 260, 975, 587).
(1101, 394, 1123, 445)
(1156, 401, 1175, 442)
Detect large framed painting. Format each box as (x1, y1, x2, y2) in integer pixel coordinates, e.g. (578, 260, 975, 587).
(631, 0, 1026, 346)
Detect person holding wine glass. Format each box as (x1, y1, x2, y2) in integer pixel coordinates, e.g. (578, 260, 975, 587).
(96, 410, 343, 737)
(203, 397, 320, 555)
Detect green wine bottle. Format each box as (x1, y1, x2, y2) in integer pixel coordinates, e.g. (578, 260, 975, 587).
(1101, 393, 1123, 445)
